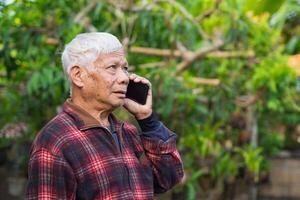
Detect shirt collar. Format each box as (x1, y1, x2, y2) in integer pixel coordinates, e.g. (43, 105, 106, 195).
(63, 98, 122, 131)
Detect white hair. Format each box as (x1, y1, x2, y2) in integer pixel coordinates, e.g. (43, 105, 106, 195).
(61, 32, 123, 80)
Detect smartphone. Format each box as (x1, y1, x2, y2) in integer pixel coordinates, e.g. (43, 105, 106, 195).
(126, 80, 149, 105)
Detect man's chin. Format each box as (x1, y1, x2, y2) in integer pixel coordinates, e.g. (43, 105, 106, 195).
(111, 100, 125, 108)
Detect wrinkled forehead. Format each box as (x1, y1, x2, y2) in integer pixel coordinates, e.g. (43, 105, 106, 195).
(94, 49, 128, 66)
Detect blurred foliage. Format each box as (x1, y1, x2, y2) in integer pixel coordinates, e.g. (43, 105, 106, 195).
(0, 0, 300, 199)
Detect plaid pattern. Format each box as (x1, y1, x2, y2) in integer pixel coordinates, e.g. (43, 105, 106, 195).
(26, 101, 184, 200)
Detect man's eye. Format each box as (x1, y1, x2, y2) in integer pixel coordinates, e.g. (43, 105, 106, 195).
(123, 66, 128, 71)
(108, 65, 117, 69)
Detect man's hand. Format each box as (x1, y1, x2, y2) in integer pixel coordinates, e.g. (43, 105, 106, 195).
(123, 74, 152, 120)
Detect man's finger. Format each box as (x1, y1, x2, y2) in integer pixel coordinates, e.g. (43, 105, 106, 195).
(129, 73, 137, 79)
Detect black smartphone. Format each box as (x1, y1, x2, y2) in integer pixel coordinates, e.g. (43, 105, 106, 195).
(126, 80, 149, 105)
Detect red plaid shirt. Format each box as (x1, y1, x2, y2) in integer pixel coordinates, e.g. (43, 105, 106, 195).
(26, 99, 184, 199)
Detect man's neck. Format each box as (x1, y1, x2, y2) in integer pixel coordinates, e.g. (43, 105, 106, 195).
(71, 96, 111, 127)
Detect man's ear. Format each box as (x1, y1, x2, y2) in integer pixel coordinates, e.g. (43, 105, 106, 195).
(69, 66, 85, 88)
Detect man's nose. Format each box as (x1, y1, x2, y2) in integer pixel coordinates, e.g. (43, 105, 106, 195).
(117, 68, 129, 85)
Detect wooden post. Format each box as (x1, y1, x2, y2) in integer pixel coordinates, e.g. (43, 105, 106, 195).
(246, 105, 258, 148)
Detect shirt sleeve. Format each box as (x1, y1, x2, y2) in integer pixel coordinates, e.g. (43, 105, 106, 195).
(125, 122, 184, 194)
(136, 112, 170, 141)
(25, 148, 77, 200)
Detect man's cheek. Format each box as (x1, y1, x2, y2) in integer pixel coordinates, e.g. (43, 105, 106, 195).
(105, 80, 115, 90)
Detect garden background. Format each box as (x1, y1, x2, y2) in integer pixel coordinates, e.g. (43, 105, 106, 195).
(0, 0, 300, 199)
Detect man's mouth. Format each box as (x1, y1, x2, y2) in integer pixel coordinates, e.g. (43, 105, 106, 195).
(113, 90, 127, 97)
(114, 90, 126, 94)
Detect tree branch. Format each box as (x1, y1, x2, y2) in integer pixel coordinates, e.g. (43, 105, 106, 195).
(156, 0, 210, 40)
(137, 61, 168, 69)
(207, 50, 255, 58)
(130, 47, 183, 57)
(235, 95, 259, 107)
(74, 0, 98, 32)
(175, 40, 224, 75)
(129, 46, 255, 59)
(74, 0, 98, 23)
(195, 0, 222, 22)
(177, 77, 220, 86)
(45, 38, 59, 45)
(106, 0, 154, 12)
(108, 0, 211, 39)
(192, 77, 220, 86)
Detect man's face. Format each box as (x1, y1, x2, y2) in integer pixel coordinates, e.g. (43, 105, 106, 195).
(82, 49, 129, 109)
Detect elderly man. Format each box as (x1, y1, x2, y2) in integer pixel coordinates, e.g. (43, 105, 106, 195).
(26, 32, 184, 200)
